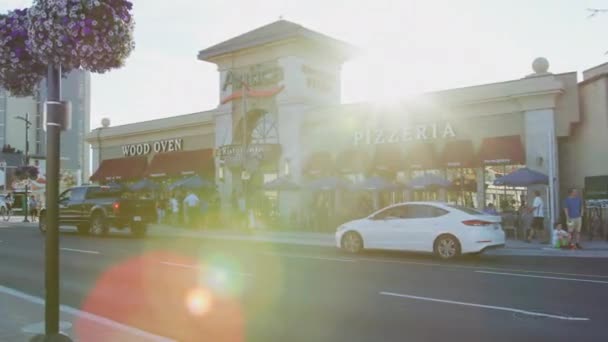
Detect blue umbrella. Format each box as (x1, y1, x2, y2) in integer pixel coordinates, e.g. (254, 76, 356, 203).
(263, 177, 300, 191)
(350, 176, 403, 191)
(306, 177, 351, 191)
(493, 167, 548, 186)
(129, 178, 159, 192)
(409, 174, 451, 190)
(169, 175, 214, 190)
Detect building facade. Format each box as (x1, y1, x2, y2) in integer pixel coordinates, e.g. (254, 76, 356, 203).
(86, 20, 608, 231)
(1, 70, 91, 187)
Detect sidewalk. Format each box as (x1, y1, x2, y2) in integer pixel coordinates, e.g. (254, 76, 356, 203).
(0, 285, 173, 342)
(149, 224, 608, 258)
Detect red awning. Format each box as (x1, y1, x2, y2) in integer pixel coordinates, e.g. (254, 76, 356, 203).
(145, 149, 214, 178)
(303, 151, 334, 176)
(335, 149, 369, 174)
(441, 140, 476, 168)
(479, 136, 525, 165)
(220, 86, 285, 105)
(90, 156, 148, 182)
(371, 145, 405, 172)
(406, 143, 437, 169)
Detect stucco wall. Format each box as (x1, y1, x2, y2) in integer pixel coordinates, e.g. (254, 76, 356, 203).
(560, 76, 608, 196)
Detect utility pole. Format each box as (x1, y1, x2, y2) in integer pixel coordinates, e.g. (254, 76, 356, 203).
(41, 64, 73, 342)
(15, 113, 32, 222)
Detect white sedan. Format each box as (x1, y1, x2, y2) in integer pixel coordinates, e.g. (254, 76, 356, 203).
(336, 202, 505, 259)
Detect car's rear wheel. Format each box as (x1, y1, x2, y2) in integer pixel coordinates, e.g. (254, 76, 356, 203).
(89, 213, 108, 236)
(341, 231, 363, 253)
(434, 234, 461, 259)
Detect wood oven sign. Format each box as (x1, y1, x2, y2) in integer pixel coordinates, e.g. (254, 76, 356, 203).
(122, 138, 183, 157)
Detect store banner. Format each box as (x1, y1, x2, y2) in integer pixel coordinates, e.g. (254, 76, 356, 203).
(215, 144, 281, 167)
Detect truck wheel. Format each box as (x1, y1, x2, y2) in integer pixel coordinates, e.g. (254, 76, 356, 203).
(89, 213, 108, 236)
(131, 223, 147, 238)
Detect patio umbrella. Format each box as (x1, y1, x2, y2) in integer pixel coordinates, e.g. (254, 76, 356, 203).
(350, 176, 403, 191)
(493, 167, 548, 186)
(169, 175, 214, 190)
(306, 176, 351, 191)
(129, 178, 159, 192)
(262, 177, 300, 191)
(409, 174, 451, 190)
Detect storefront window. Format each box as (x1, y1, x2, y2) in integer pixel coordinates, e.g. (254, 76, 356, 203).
(484, 164, 526, 212)
(446, 168, 478, 208)
(410, 169, 442, 201)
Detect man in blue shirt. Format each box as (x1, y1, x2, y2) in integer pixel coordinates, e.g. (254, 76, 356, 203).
(483, 203, 498, 216)
(563, 188, 584, 249)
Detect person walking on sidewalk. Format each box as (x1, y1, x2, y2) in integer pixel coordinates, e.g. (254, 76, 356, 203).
(527, 191, 544, 242)
(564, 188, 584, 249)
(169, 193, 179, 225)
(183, 190, 200, 228)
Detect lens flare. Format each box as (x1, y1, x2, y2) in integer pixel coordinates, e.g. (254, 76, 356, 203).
(186, 288, 213, 316)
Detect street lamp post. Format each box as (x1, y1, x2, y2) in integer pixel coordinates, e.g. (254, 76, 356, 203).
(96, 118, 111, 172)
(15, 113, 32, 223)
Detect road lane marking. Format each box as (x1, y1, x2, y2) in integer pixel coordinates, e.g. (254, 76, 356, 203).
(261, 252, 356, 263)
(60, 247, 100, 255)
(358, 257, 608, 279)
(160, 261, 199, 269)
(160, 261, 253, 277)
(380, 291, 590, 321)
(0, 285, 175, 341)
(475, 270, 608, 285)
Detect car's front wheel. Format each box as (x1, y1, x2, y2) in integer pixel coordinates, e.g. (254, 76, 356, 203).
(434, 234, 461, 259)
(341, 231, 364, 253)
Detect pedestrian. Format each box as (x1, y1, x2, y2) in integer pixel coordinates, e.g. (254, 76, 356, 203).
(156, 195, 167, 224)
(183, 190, 200, 228)
(552, 222, 571, 249)
(29, 195, 38, 222)
(564, 188, 584, 249)
(526, 191, 545, 242)
(483, 203, 498, 216)
(5, 192, 13, 213)
(169, 193, 179, 226)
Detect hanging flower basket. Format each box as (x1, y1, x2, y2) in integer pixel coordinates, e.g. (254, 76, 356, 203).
(0, 9, 47, 97)
(27, 0, 135, 73)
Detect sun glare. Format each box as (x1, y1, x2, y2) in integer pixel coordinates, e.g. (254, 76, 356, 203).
(186, 288, 214, 316)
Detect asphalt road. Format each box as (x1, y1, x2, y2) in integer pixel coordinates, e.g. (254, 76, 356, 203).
(2, 223, 608, 342)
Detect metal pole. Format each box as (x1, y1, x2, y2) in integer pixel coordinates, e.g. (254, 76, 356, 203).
(23, 113, 29, 222)
(97, 127, 102, 169)
(548, 131, 555, 246)
(45, 64, 61, 336)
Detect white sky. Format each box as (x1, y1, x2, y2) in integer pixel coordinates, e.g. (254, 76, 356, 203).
(3, 0, 608, 128)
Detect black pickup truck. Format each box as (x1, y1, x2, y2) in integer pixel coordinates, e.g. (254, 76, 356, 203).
(39, 185, 156, 237)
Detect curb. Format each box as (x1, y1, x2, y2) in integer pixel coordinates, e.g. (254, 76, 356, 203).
(149, 230, 608, 258)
